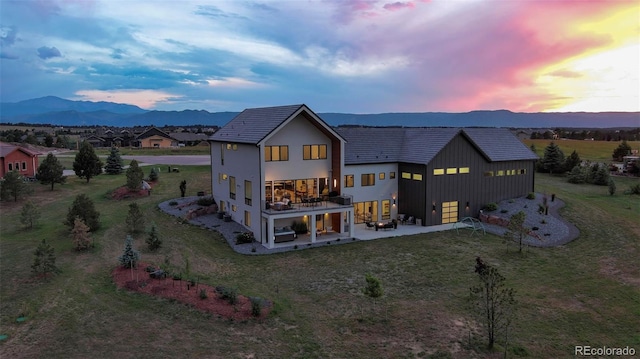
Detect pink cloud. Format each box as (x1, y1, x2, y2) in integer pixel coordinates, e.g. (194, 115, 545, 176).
(383, 2, 415, 11)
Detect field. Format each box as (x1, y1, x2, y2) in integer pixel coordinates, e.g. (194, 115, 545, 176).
(522, 139, 640, 162)
(1, 162, 639, 358)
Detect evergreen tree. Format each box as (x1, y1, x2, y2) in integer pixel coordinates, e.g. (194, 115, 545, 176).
(148, 167, 159, 181)
(612, 140, 632, 161)
(585, 162, 599, 184)
(44, 134, 54, 147)
(145, 224, 162, 251)
(471, 257, 516, 350)
(567, 165, 586, 184)
(20, 200, 40, 229)
(0, 171, 29, 202)
(118, 235, 140, 269)
(32, 239, 60, 277)
(564, 150, 581, 173)
(592, 165, 610, 186)
(73, 141, 103, 183)
(71, 217, 92, 251)
(125, 202, 145, 235)
(125, 160, 144, 191)
(104, 147, 124, 175)
(179, 180, 187, 197)
(362, 273, 384, 312)
(541, 142, 565, 174)
(608, 178, 616, 196)
(36, 153, 66, 190)
(65, 194, 100, 231)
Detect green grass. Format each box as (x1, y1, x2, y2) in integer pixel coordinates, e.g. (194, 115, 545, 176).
(523, 139, 640, 162)
(1, 167, 639, 358)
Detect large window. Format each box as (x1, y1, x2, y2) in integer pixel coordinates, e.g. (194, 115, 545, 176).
(229, 176, 236, 199)
(265, 145, 289, 161)
(303, 144, 327, 160)
(344, 174, 354, 187)
(382, 199, 390, 220)
(361, 173, 375, 186)
(244, 180, 252, 206)
(442, 201, 458, 224)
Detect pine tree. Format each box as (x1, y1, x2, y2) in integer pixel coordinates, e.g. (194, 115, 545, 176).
(608, 178, 616, 196)
(125, 202, 145, 235)
(71, 217, 92, 251)
(36, 153, 66, 190)
(0, 171, 29, 202)
(145, 224, 162, 251)
(541, 142, 565, 174)
(118, 235, 140, 269)
(20, 200, 40, 229)
(362, 273, 383, 312)
(612, 140, 632, 161)
(564, 150, 581, 173)
(73, 141, 103, 183)
(65, 194, 100, 231)
(104, 147, 124, 175)
(567, 165, 586, 184)
(32, 239, 60, 277)
(126, 160, 144, 191)
(148, 167, 159, 182)
(592, 165, 610, 186)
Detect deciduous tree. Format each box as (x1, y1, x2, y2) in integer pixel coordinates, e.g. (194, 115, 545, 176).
(36, 153, 66, 190)
(73, 141, 103, 183)
(71, 217, 92, 251)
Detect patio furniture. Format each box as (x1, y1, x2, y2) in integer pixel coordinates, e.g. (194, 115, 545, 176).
(365, 221, 376, 230)
(274, 226, 297, 243)
(375, 221, 396, 231)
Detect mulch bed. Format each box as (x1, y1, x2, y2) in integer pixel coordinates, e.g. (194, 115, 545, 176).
(112, 263, 270, 320)
(110, 181, 157, 200)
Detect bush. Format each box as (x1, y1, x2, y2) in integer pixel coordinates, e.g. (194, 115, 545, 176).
(199, 288, 208, 300)
(526, 192, 535, 200)
(216, 286, 238, 305)
(250, 297, 263, 317)
(484, 203, 498, 212)
(169, 201, 178, 206)
(235, 232, 255, 245)
(197, 196, 216, 206)
(145, 224, 162, 251)
(291, 221, 308, 234)
(627, 183, 640, 195)
(148, 167, 159, 181)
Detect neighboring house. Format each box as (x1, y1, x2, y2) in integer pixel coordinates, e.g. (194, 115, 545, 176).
(134, 127, 177, 148)
(0, 142, 40, 178)
(209, 105, 538, 248)
(170, 132, 209, 146)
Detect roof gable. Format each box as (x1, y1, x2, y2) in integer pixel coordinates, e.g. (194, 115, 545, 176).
(0, 142, 39, 158)
(136, 127, 175, 140)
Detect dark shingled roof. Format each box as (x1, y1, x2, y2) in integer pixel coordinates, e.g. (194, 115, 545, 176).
(210, 104, 306, 144)
(335, 127, 537, 165)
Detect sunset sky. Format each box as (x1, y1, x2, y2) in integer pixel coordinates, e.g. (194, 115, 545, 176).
(1, 0, 638, 113)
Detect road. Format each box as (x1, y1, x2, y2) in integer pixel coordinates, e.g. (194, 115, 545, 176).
(61, 155, 210, 176)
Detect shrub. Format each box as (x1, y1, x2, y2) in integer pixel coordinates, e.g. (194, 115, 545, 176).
(199, 288, 208, 300)
(291, 220, 308, 234)
(145, 224, 162, 251)
(197, 196, 216, 206)
(250, 297, 263, 317)
(526, 192, 535, 200)
(484, 203, 498, 212)
(148, 167, 159, 182)
(627, 183, 640, 195)
(500, 209, 508, 214)
(235, 232, 255, 245)
(169, 201, 178, 206)
(216, 286, 238, 305)
(71, 217, 92, 251)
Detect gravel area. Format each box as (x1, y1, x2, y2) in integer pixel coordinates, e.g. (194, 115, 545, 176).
(479, 192, 580, 247)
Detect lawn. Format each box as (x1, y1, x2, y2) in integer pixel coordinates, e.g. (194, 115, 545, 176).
(1, 166, 638, 358)
(522, 139, 640, 162)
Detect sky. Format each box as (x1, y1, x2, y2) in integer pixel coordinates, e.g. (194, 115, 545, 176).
(1, 0, 639, 114)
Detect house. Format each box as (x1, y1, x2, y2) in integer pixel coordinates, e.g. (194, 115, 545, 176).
(209, 105, 538, 248)
(0, 142, 40, 178)
(134, 127, 177, 148)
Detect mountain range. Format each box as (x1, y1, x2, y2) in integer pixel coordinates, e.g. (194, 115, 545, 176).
(1, 96, 638, 128)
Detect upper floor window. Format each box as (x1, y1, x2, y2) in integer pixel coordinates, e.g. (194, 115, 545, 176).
(379, 172, 385, 180)
(446, 168, 457, 175)
(229, 176, 236, 199)
(361, 173, 375, 186)
(412, 173, 423, 181)
(244, 180, 252, 206)
(344, 174, 354, 187)
(226, 143, 238, 150)
(303, 144, 327, 160)
(433, 168, 444, 175)
(390, 172, 396, 179)
(265, 145, 289, 162)
(459, 167, 470, 174)
(401, 172, 411, 179)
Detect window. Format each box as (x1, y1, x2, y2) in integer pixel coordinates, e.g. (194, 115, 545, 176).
(226, 143, 232, 150)
(379, 172, 385, 180)
(220, 143, 224, 165)
(484, 171, 494, 177)
(382, 200, 390, 220)
(442, 201, 458, 224)
(361, 173, 375, 186)
(344, 174, 354, 187)
(244, 180, 252, 206)
(412, 173, 423, 181)
(390, 172, 396, 179)
(21, 162, 26, 170)
(219, 173, 228, 183)
(303, 144, 327, 160)
(401, 172, 411, 179)
(229, 176, 236, 199)
(8, 163, 12, 171)
(519, 169, 526, 175)
(231, 204, 237, 212)
(446, 168, 457, 175)
(496, 170, 505, 176)
(244, 211, 251, 227)
(459, 167, 469, 174)
(265, 145, 289, 161)
(226, 143, 237, 150)
(433, 169, 444, 175)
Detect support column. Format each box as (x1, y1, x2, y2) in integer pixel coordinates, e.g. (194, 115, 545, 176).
(309, 215, 317, 243)
(268, 216, 275, 249)
(348, 209, 355, 238)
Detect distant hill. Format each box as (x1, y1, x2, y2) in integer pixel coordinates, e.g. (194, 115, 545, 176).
(1, 96, 638, 128)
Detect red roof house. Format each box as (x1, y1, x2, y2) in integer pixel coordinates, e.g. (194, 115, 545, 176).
(0, 142, 40, 178)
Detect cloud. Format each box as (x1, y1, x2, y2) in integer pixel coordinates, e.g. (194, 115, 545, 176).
(37, 46, 62, 59)
(74, 89, 182, 109)
(1, 26, 19, 59)
(383, 2, 415, 11)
